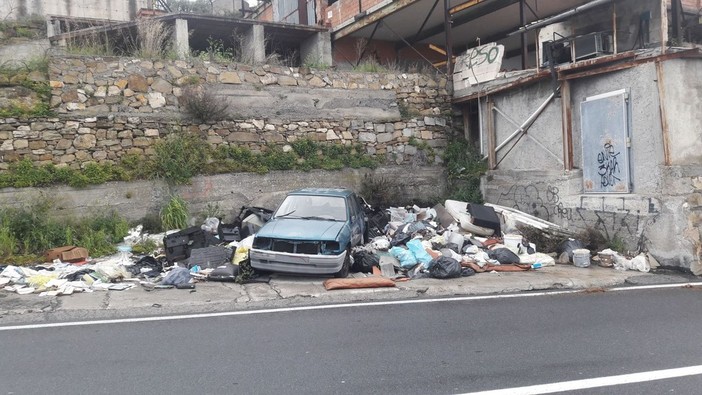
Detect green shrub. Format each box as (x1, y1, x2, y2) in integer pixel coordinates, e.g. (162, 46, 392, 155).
(0, 200, 130, 262)
(154, 132, 210, 184)
(443, 138, 486, 203)
(160, 195, 189, 231)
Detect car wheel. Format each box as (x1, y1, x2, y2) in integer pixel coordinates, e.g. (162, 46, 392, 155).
(334, 248, 351, 278)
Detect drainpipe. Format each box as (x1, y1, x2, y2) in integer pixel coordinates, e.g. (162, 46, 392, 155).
(444, 0, 454, 77)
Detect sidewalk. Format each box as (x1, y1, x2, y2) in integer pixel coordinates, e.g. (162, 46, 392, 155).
(0, 264, 695, 324)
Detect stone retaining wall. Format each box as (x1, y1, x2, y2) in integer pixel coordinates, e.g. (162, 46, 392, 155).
(0, 56, 452, 169)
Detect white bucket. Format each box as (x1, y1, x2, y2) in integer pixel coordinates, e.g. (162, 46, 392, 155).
(573, 249, 591, 268)
(503, 234, 522, 250)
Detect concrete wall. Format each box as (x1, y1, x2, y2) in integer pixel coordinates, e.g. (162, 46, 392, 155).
(1, 0, 149, 21)
(482, 57, 702, 274)
(0, 165, 446, 224)
(484, 81, 563, 171)
(0, 39, 51, 66)
(662, 59, 702, 165)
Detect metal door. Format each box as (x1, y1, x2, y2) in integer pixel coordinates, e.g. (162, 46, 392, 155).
(580, 89, 631, 193)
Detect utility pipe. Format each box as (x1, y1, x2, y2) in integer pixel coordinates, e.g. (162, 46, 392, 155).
(507, 0, 612, 36)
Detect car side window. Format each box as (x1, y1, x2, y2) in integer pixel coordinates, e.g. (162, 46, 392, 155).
(348, 195, 358, 220)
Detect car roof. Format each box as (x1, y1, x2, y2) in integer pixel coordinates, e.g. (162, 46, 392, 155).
(288, 188, 354, 198)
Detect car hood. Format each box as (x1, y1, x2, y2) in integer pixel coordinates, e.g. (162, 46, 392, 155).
(256, 218, 345, 241)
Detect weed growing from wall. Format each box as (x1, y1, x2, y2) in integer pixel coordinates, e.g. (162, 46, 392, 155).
(0, 58, 52, 117)
(133, 19, 173, 59)
(153, 131, 210, 185)
(179, 85, 230, 122)
(0, 139, 380, 188)
(0, 159, 129, 188)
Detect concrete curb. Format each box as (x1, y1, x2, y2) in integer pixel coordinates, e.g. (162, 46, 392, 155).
(0, 265, 694, 325)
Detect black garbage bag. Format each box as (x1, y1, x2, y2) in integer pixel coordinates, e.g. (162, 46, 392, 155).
(488, 248, 520, 264)
(127, 255, 163, 277)
(391, 232, 411, 247)
(351, 250, 379, 273)
(461, 267, 476, 277)
(428, 256, 462, 279)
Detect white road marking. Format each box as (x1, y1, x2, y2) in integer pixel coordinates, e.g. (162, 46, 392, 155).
(458, 364, 702, 394)
(1, 281, 701, 331)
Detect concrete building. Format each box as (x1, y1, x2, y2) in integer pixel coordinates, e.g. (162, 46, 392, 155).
(253, 0, 702, 273)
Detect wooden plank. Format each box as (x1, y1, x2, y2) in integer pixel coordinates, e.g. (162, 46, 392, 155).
(560, 79, 573, 170)
(487, 98, 497, 170)
(655, 60, 671, 166)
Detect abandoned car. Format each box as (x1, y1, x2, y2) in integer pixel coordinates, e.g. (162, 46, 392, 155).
(250, 188, 367, 277)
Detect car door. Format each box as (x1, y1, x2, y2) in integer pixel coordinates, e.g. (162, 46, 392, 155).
(347, 193, 365, 246)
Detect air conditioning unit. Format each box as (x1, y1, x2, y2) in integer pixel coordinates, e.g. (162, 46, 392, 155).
(573, 32, 613, 60)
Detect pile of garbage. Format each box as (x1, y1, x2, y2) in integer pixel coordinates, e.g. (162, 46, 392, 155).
(1, 200, 661, 297)
(0, 206, 273, 297)
(349, 199, 659, 284)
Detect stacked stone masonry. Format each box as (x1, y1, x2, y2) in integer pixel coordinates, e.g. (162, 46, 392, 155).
(0, 56, 451, 169)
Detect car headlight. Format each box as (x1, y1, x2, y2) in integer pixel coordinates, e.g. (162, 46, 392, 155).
(253, 237, 271, 249)
(322, 241, 341, 254)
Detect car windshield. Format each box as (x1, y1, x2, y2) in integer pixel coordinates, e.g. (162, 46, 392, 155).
(274, 195, 348, 221)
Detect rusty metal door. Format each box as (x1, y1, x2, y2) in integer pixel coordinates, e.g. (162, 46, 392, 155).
(580, 89, 631, 193)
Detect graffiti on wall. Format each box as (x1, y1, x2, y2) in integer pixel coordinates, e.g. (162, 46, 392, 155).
(496, 182, 658, 244)
(597, 143, 622, 188)
(453, 43, 505, 89)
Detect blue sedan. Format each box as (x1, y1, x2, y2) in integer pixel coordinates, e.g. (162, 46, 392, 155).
(250, 188, 367, 277)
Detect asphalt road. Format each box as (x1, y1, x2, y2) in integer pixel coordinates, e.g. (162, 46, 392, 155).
(2, 287, 702, 395)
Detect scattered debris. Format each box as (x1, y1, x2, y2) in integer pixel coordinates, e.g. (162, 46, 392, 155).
(0, 194, 663, 298)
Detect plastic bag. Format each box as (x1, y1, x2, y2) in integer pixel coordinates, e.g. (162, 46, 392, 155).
(233, 246, 249, 265)
(371, 236, 391, 251)
(391, 232, 411, 247)
(351, 251, 379, 273)
(390, 246, 418, 268)
(407, 239, 433, 266)
(429, 256, 462, 279)
(161, 266, 192, 285)
(613, 253, 650, 272)
(487, 248, 520, 264)
(201, 217, 220, 234)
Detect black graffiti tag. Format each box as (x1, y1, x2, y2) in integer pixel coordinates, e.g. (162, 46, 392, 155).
(597, 143, 621, 187)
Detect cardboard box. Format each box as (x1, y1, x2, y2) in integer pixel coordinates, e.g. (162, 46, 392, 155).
(44, 246, 89, 263)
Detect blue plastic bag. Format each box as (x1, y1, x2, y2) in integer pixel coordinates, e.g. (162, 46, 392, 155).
(407, 239, 433, 266)
(390, 246, 418, 268)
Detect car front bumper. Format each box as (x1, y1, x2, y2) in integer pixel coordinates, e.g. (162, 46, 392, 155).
(250, 248, 347, 274)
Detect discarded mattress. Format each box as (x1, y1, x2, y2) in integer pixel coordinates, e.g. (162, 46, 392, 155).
(444, 200, 494, 236)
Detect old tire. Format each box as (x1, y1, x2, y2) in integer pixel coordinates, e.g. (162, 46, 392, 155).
(334, 249, 351, 278)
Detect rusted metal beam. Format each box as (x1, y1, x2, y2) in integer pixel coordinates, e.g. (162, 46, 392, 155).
(298, 0, 308, 25)
(449, 0, 485, 15)
(520, 0, 528, 70)
(655, 60, 672, 166)
(413, 0, 440, 42)
(411, 0, 519, 45)
(560, 79, 573, 170)
(332, 0, 419, 40)
(558, 62, 637, 80)
(453, 70, 551, 102)
(612, 0, 617, 54)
